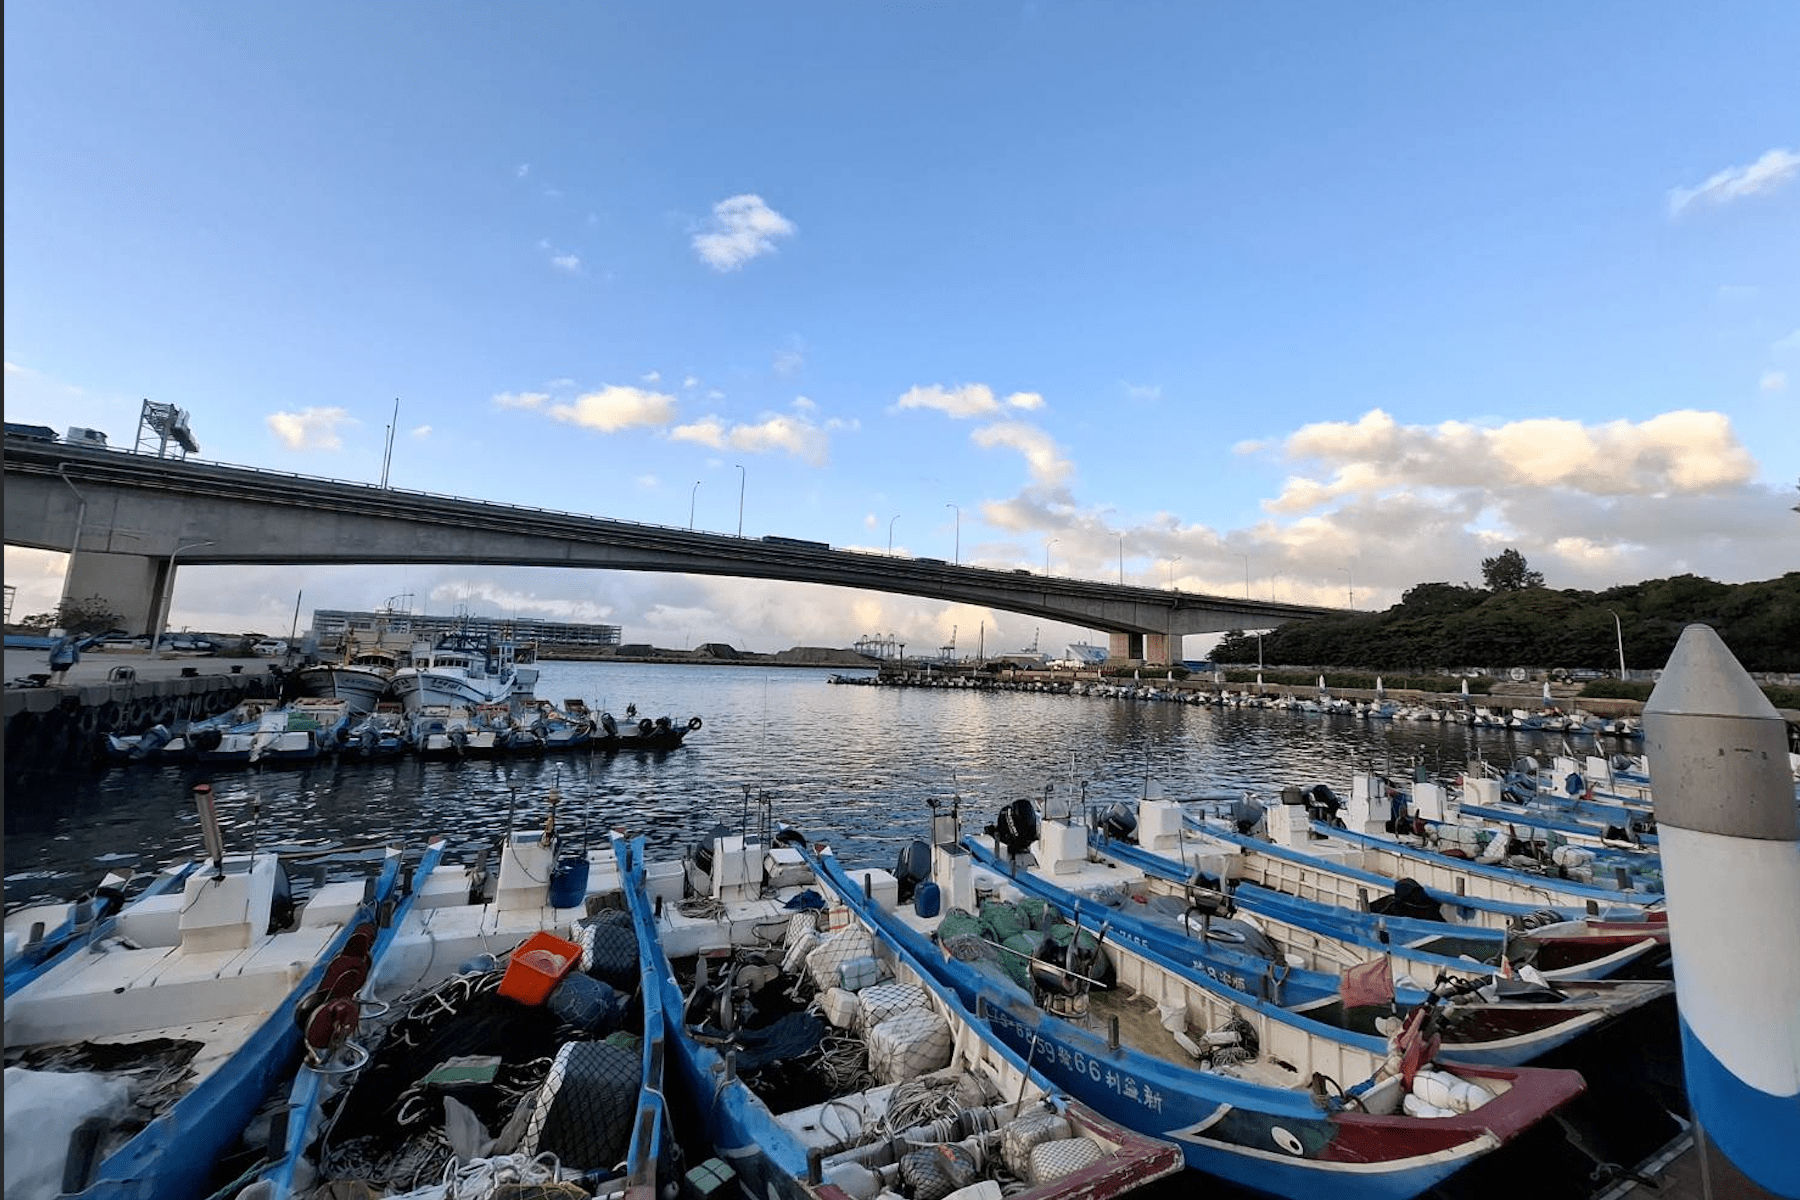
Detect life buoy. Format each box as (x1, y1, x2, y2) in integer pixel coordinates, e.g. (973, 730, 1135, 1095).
(688, 716, 703, 731)
(638, 718, 654, 737)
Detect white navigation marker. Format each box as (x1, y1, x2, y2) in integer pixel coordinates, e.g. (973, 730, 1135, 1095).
(1643, 624, 1799, 1199)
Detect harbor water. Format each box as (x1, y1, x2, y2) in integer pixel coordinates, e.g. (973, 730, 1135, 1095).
(1, 661, 1686, 1198)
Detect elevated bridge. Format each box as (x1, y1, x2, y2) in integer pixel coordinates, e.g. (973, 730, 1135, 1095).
(2, 437, 1341, 663)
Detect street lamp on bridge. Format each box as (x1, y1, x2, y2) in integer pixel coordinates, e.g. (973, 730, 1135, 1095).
(689, 480, 700, 530)
(946, 503, 959, 565)
(1045, 538, 1059, 576)
(734, 464, 745, 537)
(154, 540, 214, 656)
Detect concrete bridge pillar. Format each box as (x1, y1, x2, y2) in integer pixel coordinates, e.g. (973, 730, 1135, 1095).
(1106, 630, 1183, 666)
(59, 551, 162, 633)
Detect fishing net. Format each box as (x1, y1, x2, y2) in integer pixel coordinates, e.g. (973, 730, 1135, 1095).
(977, 901, 1029, 943)
(866, 1007, 953, 1084)
(806, 928, 876, 992)
(573, 921, 640, 992)
(936, 911, 984, 944)
(853, 982, 932, 1034)
(512, 1039, 640, 1172)
(1028, 1137, 1103, 1183)
(998, 1109, 1070, 1176)
(899, 1142, 978, 1200)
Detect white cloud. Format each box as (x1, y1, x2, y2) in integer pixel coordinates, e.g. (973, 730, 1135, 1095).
(706, 389, 727, 401)
(3, 361, 24, 376)
(1122, 382, 1161, 401)
(1774, 330, 1800, 355)
(683, 375, 700, 389)
(1762, 370, 1789, 393)
(410, 424, 433, 438)
(642, 370, 662, 383)
(774, 349, 804, 378)
(970, 421, 1074, 490)
(894, 383, 1045, 419)
(693, 194, 797, 271)
(1668, 147, 1800, 216)
(547, 386, 678, 433)
(1263, 408, 1755, 512)
(635, 473, 658, 488)
(266, 407, 356, 451)
(670, 400, 841, 466)
(493, 391, 549, 410)
(516, 163, 530, 178)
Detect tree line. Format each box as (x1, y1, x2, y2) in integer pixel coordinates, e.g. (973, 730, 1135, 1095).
(1214, 559, 1799, 675)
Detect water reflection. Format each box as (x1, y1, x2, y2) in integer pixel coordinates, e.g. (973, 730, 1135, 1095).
(3, 663, 1624, 905)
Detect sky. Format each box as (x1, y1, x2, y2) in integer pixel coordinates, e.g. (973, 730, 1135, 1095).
(5, 2, 1797, 660)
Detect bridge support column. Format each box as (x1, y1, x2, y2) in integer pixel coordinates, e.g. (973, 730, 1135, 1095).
(60, 551, 161, 633)
(1109, 631, 1140, 663)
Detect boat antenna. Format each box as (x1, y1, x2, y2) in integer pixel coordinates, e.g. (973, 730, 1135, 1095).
(541, 771, 562, 847)
(741, 783, 752, 839)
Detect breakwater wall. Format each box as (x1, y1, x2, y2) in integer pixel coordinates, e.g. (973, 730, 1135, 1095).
(4, 669, 284, 777)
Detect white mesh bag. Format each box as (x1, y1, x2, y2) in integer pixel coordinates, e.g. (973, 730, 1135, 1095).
(1028, 1137, 1103, 1184)
(784, 912, 819, 947)
(865, 1007, 952, 1084)
(806, 927, 876, 992)
(1000, 1110, 1072, 1178)
(853, 982, 932, 1035)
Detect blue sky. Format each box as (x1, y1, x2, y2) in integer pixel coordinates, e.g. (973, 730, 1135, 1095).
(6, 2, 1797, 657)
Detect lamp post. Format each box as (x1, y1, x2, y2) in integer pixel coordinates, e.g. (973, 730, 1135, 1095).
(1167, 555, 1181, 589)
(689, 480, 700, 530)
(1046, 538, 1059, 576)
(1340, 563, 1354, 609)
(734, 464, 745, 537)
(946, 503, 960, 565)
(1238, 552, 1251, 600)
(1118, 533, 1124, 584)
(1608, 608, 1627, 679)
(889, 514, 900, 555)
(154, 540, 214, 656)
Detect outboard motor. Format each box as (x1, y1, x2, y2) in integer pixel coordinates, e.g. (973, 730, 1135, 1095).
(1368, 877, 1444, 922)
(1304, 784, 1341, 824)
(1031, 921, 1114, 1017)
(1229, 798, 1266, 836)
(892, 838, 931, 904)
(994, 798, 1040, 861)
(1097, 801, 1137, 842)
(1563, 772, 1586, 798)
(1501, 772, 1538, 804)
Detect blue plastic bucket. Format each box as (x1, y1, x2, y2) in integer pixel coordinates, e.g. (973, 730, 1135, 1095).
(913, 881, 942, 918)
(548, 856, 590, 909)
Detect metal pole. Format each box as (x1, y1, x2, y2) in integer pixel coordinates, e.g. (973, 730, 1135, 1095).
(889, 514, 899, 555)
(1608, 608, 1626, 678)
(1643, 625, 1800, 1196)
(690, 480, 700, 530)
(946, 503, 959, 564)
(734, 464, 745, 537)
(1046, 538, 1059, 576)
(1118, 533, 1124, 584)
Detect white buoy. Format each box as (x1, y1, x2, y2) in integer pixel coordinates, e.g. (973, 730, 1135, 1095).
(1643, 624, 1799, 1198)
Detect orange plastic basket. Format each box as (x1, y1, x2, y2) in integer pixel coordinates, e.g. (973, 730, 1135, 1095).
(498, 931, 581, 1005)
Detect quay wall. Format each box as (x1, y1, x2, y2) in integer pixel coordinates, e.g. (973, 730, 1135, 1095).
(3, 666, 283, 777)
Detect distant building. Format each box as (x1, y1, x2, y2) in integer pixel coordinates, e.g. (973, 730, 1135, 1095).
(310, 608, 622, 650)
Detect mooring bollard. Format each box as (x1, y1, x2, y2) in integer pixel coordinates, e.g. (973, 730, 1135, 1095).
(1643, 624, 1799, 1198)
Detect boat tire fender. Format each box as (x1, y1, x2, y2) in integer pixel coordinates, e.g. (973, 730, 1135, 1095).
(639, 718, 654, 737)
(689, 716, 703, 731)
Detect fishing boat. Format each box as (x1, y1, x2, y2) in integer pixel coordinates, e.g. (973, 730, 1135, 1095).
(631, 823, 1183, 1200)
(807, 836, 1587, 1200)
(4, 865, 198, 998)
(337, 706, 411, 762)
(596, 706, 703, 752)
(1174, 793, 1669, 978)
(957, 829, 1670, 1067)
(2, 785, 403, 1200)
(388, 626, 539, 714)
(247, 795, 670, 1200)
(289, 645, 403, 716)
(409, 704, 500, 759)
